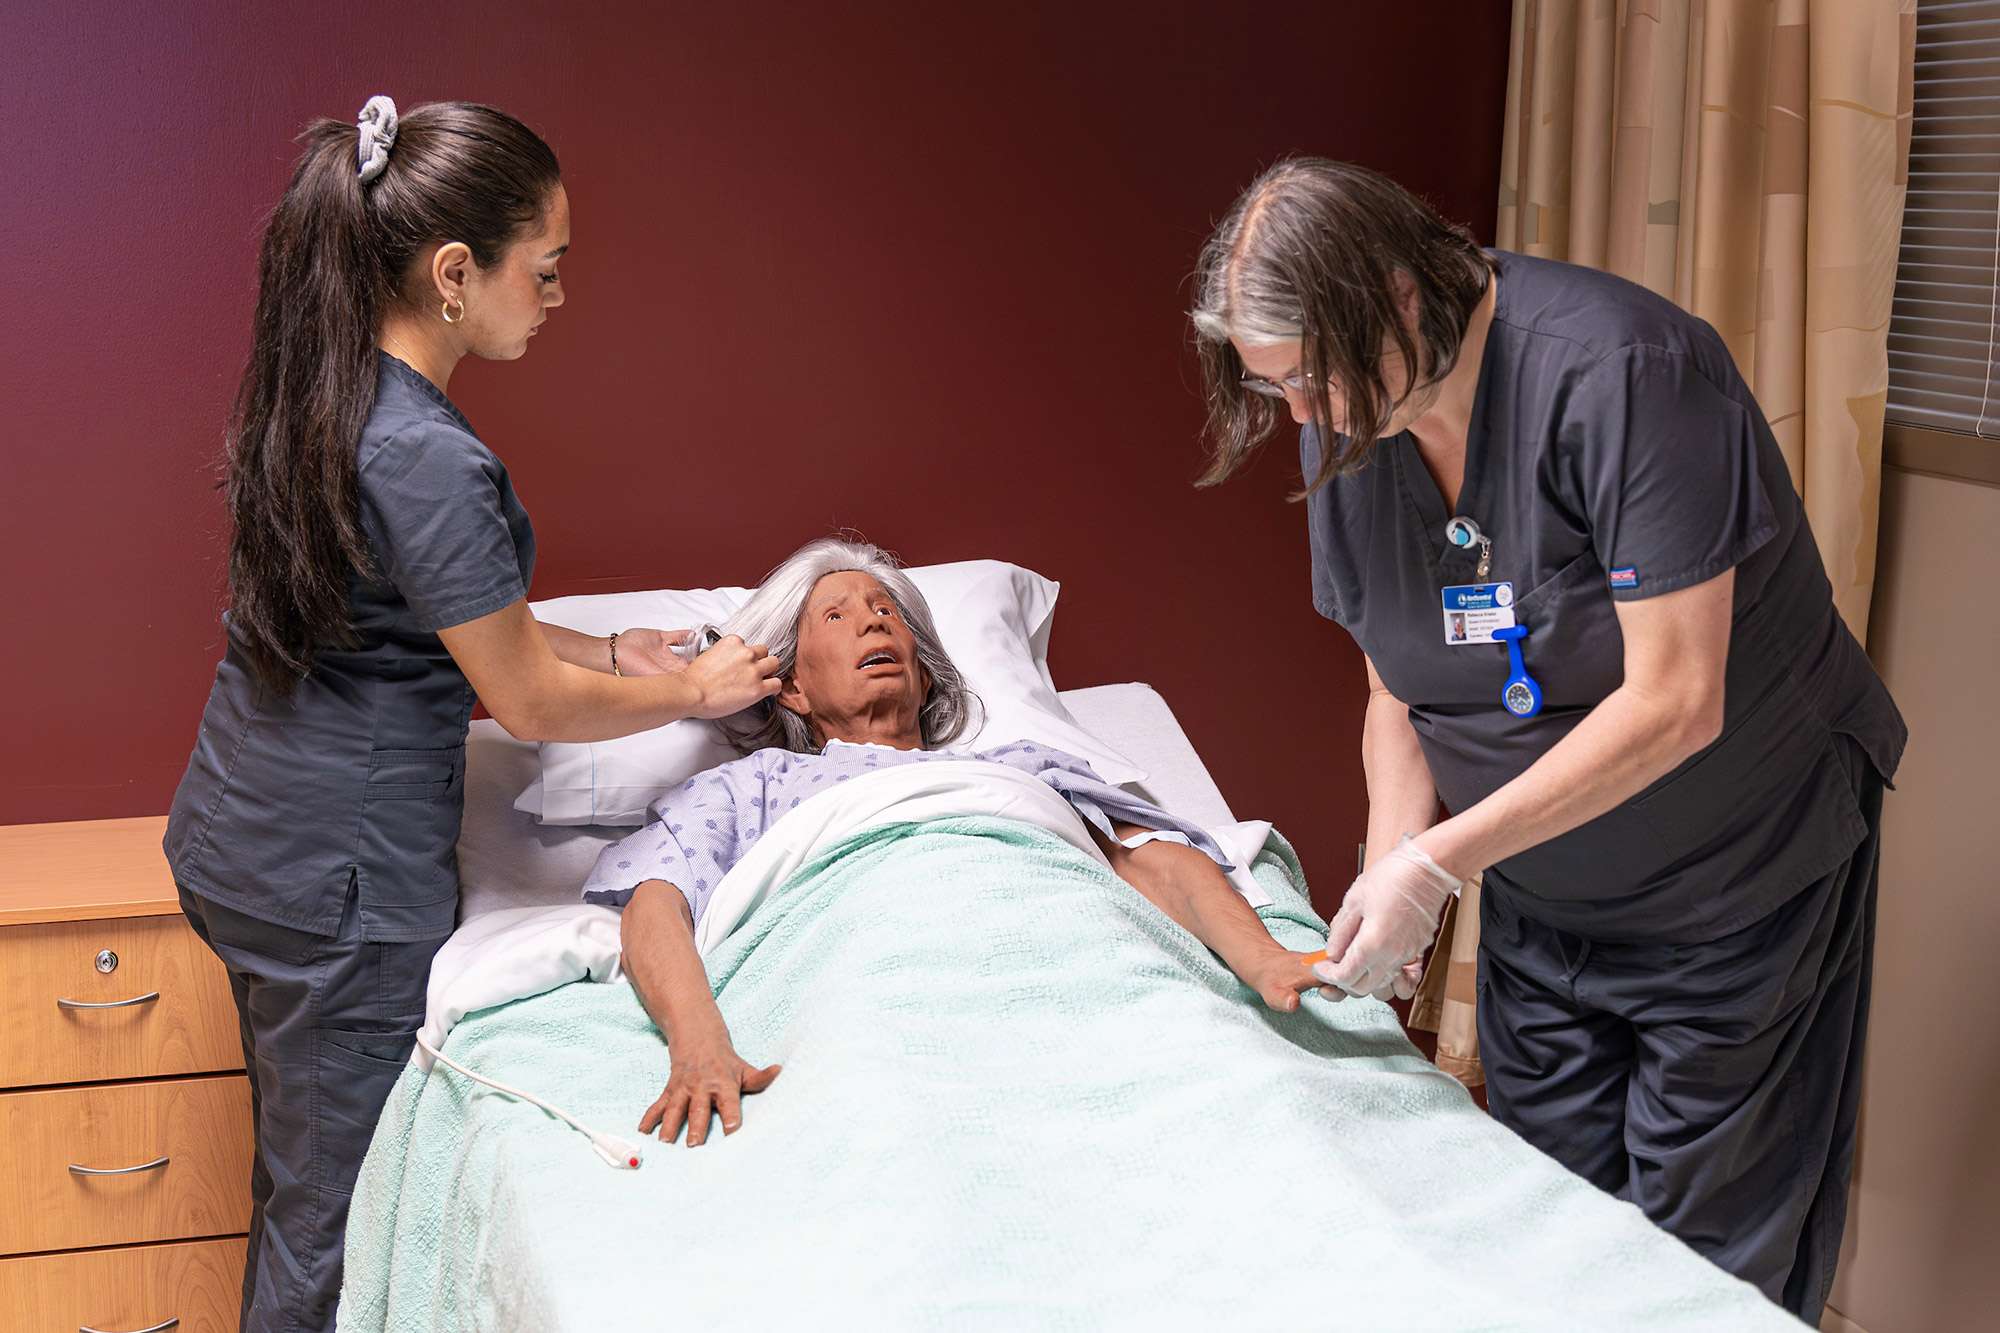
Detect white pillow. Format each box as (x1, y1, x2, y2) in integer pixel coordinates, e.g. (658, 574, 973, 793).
(459, 720, 621, 920)
(517, 559, 1143, 825)
(914, 560, 1136, 776)
(516, 584, 748, 825)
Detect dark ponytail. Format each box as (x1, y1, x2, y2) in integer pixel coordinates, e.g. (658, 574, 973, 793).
(224, 101, 560, 693)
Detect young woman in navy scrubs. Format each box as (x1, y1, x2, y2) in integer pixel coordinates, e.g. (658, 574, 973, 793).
(1189, 159, 1903, 1323)
(165, 98, 781, 1332)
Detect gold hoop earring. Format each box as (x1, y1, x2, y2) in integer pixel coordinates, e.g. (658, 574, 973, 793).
(441, 298, 464, 325)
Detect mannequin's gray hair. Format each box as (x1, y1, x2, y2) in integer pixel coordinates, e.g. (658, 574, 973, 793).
(689, 538, 976, 754)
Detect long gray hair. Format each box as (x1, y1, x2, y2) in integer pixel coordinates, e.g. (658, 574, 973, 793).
(1189, 157, 1492, 495)
(691, 538, 976, 754)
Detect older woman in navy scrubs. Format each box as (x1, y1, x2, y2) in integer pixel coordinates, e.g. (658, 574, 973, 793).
(1189, 159, 1903, 1323)
(164, 98, 781, 1332)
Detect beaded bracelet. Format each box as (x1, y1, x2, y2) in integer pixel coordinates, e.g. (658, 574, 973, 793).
(609, 631, 622, 677)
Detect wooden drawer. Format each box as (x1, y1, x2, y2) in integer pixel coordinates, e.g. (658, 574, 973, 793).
(0, 1075, 253, 1256)
(0, 1236, 245, 1332)
(0, 915, 242, 1089)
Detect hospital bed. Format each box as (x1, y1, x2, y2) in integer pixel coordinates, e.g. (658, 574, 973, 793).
(335, 685, 1803, 1332)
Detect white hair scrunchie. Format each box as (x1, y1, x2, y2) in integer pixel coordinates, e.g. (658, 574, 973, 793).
(356, 94, 399, 186)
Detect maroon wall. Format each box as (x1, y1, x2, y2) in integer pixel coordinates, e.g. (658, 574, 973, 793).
(0, 2, 1507, 903)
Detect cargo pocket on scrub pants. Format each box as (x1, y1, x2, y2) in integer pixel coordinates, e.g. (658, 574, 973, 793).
(314, 929, 439, 1199)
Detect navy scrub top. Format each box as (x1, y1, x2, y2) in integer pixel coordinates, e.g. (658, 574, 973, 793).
(165, 353, 536, 942)
(1306, 250, 1905, 943)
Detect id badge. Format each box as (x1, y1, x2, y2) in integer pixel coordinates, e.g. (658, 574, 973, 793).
(1442, 582, 1517, 645)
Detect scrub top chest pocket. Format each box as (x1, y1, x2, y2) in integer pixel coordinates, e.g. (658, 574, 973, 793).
(1392, 550, 1624, 724)
(1506, 550, 1626, 711)
(1382, 543, 1631, 831)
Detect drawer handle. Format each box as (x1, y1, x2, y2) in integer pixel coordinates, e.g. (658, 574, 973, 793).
(56, 991, 161, 1010)
(68, 1155, 170, 1176)
(80, 1320, 179, 1333)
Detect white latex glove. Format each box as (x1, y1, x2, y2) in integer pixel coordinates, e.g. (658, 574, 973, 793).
(1313, 955, 1426, 1004)
(1311, 840, 1459, 1001)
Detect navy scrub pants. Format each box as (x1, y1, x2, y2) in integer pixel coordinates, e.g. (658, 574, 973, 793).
(178, 881, 443, 1333)
(1477, 739, 1881, 1324)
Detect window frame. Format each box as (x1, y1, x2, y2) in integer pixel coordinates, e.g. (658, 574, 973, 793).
(1885, 421, 2000, 487)
(1886, 0, 2000, 487)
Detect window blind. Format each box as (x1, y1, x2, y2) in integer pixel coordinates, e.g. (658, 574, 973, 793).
(1888, 0, 2000, 437)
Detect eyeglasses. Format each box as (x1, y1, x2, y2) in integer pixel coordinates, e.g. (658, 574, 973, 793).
(1238, 368, 1316, 399)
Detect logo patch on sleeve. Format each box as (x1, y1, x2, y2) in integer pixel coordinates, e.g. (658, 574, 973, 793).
(1608, 567, 1640, 590)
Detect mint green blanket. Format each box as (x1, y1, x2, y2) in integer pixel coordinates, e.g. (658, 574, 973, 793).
(338, 818, 1798, 1330)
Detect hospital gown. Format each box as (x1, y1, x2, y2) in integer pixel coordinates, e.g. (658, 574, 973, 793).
(581, 739, 1228, 930)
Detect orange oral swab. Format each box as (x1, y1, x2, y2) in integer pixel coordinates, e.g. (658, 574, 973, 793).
(1301, 949, 1329, 966)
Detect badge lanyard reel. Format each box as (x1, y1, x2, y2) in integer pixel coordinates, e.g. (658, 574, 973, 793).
(1443, 517, 1542, 719)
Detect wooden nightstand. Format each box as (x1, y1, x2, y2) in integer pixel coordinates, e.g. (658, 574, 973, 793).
(0, 816, 251, 1332)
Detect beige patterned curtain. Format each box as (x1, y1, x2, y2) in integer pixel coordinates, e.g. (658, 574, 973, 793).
(1412, 0, 1916, 1088)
